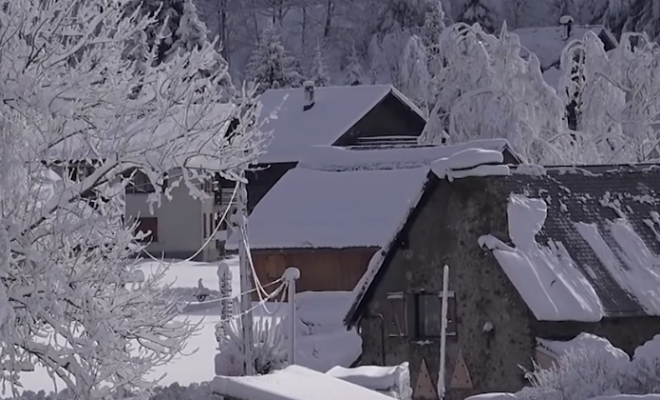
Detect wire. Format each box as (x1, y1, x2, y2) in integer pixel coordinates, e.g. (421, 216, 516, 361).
(259, 278, 289, 316)
(182, 277, 283, 305)
(213, 278, 288, 324)
(142, 183, 238, 266)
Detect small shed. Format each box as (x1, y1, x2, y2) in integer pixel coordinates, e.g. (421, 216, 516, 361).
(212, 364, 395, 400)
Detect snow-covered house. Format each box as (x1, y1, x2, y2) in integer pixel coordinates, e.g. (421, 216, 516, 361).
(48, 103, 238, 262)
(245, 84, 427, 212)
(513, 22, 617, 89)
(344, 160, 660, 400)
(227, 140, 520, 293)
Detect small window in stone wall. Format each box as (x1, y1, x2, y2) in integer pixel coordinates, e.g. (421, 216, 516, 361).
(386, 292, 407, 337)
(414, 291, 456, 338)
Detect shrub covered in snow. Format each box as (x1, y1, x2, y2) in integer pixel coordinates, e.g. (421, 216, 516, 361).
(518, 334, 660, 400)
(4, 382, 217, 400)
(215, 316, 288, 376)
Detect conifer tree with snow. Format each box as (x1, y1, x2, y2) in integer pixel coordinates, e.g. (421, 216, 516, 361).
(125, 0, 211, 65)
(0, 0, 266, 398)
(310, 41, 331, 87)
(343, 45, 365, 86)
(246, 23, 303, 93)
(458, 0, 496, 33)
(421, 0, 446, 50)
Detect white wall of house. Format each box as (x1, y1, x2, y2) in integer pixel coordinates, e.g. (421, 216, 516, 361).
(125, 182, 206, 260)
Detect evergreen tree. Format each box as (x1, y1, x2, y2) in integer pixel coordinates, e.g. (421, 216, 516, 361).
(421, 0, 446, 50)
(458, 0, 496, 33)
(310, 41, 331, 86)
(343, 45, 364, 86)
(245, 23, 303, 93)
(125, 0, 211, 65)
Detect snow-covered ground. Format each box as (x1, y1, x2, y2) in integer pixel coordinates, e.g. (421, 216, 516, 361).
(11, 257, 361, 395)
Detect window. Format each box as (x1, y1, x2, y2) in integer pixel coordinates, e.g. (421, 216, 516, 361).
(415, 291, 456, 338)
(135, 217, 158, 242)
(203, 213, 208, 239)
(386, 292, 407, 337)
(124, 169, 156, 194)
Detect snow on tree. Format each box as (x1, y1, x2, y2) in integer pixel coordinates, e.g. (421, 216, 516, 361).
(216, 313, 288, 376)
(557, 31, 660, 162)
(310, 41, 331, 87)
(343, 45, 365, 86)
(0, 0, 266, 398)
(399, 35, 432, 113)
(246, 23, 303, 93)
(422, 22, 571, 163)
(125, 0, 211, 65)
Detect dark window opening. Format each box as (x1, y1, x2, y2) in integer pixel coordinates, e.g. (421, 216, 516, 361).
(386, 292, 407, 337)
(124, 168, 157, 194)
(415, 291, 456, 338)
(134, 217, 158, 243)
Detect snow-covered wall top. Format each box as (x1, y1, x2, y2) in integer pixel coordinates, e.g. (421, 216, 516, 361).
(298, 139, 511, 172)
(257, 85, 423, 164)
(226, 166, 429, 250)
(212, 364, 396, 400)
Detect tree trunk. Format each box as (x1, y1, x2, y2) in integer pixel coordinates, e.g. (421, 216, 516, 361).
(323, 0, 333, 38)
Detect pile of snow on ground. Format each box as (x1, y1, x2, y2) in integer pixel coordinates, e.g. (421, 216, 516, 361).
(326, 363, 412, 400)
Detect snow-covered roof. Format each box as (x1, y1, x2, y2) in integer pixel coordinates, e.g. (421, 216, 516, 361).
(480, 164, 660, 321)
(513, 25, 613, 71)
(229, 140, 517, 251)
(226, 166, 430, 250)
(212, 365, 395, 400)
(257, 85, 425, 164)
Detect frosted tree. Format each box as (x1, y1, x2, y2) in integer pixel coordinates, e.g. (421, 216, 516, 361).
(344, 45, 365, 86)
(558, 31, 660, 162)
(0, 0, 266, 398)
(310, 41, 331, 87)
(422, 23, 571, 163)
(246, 23, 303, 93)
(399, 36, 432, 113)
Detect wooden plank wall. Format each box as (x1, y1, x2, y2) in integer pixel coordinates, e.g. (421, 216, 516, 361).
(251, 247, 378, 298)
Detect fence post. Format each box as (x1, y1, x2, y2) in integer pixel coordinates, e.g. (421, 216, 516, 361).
(216, 261, 233, 338)
(282, 267, 300, 366)
(438, 265, 450, 400)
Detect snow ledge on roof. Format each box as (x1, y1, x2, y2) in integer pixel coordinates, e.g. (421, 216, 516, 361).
(431, 148, 510, 181)
(478, 194, 604, 322)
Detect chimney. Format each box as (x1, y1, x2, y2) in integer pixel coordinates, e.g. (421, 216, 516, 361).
(559, 15, 574, 41)
(303, 80, 315, 111)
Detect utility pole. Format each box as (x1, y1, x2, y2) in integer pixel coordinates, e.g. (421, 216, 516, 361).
(237, 179, 255, 376)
